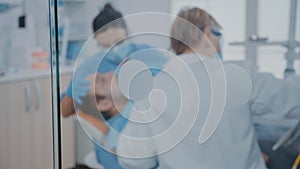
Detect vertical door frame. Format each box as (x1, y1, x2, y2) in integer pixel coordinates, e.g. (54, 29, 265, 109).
(48, 0, 62, 168)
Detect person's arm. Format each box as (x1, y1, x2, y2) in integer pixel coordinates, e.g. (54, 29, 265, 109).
(60, 76, 90, 117)
(60, 95, 75, 117)
(77, 110, 108, 135)
(60, 79, 76, 117)
(76, 109, 108, 143)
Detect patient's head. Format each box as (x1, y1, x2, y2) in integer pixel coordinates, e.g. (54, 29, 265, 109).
(88, 72, 128, 117)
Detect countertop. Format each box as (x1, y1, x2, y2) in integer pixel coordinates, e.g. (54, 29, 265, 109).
(0, 66, 74, 84)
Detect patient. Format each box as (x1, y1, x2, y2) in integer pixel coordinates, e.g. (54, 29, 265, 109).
(81, 71, 130, 169)
(84, 48, 168, 169)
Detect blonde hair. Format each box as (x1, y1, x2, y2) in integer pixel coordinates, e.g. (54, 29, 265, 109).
(170, 7, 221, 55)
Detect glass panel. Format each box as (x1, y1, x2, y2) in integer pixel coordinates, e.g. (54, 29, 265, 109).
(57, 1, 299, 169)
(256, 2, 300, 168)
(257, 0, 300, 78)
(258, 0, 290, 41)
(257, 46, 287, 78)
(0, 0, 55, 168)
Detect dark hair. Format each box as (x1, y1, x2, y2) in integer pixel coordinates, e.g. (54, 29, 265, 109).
(92, 3, 127, 34)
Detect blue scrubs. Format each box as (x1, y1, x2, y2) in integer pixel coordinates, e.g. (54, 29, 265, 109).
(94, 103, 132, 169)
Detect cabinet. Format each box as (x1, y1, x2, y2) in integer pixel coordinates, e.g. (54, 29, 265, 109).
(0, 81, 33, 169)
(0, 73, 75, 169)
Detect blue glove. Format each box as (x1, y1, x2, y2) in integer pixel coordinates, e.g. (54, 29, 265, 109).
(65, 50, 120, 104)
(66, 78, 90, 105)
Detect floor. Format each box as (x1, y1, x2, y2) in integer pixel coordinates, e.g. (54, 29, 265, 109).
(73, 164, 91, 169)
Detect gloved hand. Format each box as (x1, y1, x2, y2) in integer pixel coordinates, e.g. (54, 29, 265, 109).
(67, 78, 90, 105)
(66, 54, 101, 105)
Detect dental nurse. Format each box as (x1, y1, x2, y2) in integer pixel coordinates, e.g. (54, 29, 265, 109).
(60, 3, 154, 168)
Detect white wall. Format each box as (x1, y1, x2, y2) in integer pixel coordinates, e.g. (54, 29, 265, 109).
(0, 6, 21, 69)
(257, 0, 300, 78)
(0, 0, 49, 69)
(25, 0, 50, 50)
(112, 0, 171, 49)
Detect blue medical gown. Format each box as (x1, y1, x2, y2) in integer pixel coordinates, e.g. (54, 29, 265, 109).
(94, 103, 132, 169)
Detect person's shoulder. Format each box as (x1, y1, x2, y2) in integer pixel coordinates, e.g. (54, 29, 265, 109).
(163, 53, 198, 69)
(131, 43, 153, 50)
(79, 50, 104, 64)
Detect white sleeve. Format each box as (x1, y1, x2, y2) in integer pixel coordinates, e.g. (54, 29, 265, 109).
(250, 73, 300, 119)
(116, 119, 157, 169)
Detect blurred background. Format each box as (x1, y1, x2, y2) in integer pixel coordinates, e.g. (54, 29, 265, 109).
(0, 0, 299, 169)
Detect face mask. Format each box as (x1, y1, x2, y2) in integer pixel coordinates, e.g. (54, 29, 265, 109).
(211, 29, 224, 60)
(215, 53, 223, 60)
(102, 42, 134, 64)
